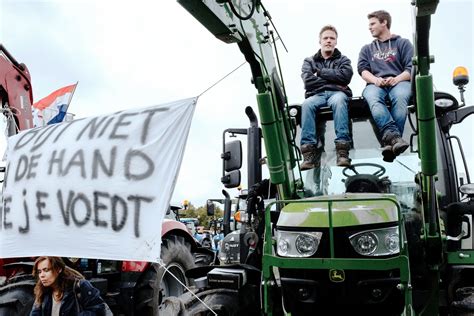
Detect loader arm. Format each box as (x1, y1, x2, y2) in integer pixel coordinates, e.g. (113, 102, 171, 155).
(413, 1, 445, 315)
(177, 0, 299, 199)
(413, 0, 443, 264)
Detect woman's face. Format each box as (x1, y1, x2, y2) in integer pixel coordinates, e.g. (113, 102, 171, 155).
(37, 259, 60, 288)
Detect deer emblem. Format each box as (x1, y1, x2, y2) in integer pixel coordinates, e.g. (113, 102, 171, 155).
(329, 269, 345, 282)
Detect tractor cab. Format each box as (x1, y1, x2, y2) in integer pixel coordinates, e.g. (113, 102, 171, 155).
(289, 97, 419, 208)
(288, 81, 471, 213)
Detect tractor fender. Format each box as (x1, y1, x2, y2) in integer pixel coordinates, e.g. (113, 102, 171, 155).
(2, 262, 34, 273)
(161, 219, 197, 249)
(162, 220, 215, 266)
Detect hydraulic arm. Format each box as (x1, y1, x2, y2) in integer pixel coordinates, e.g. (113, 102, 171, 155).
(178, 0, 299, 199)
(413, 1, 444, 315)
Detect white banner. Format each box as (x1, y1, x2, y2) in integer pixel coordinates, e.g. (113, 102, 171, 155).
(0, 98, 196, 262)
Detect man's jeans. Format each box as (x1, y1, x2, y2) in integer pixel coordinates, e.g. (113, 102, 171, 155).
(300, 91, 350, 145)
(362, 81, 411, 138)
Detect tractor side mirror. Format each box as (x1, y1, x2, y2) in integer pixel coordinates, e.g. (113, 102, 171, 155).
(206, 200, 215, 216)
(221, 138, 242, 188)
(222, 140, 242, 172)
(168, 204, 181, 216)
(222, 170, 241, 188)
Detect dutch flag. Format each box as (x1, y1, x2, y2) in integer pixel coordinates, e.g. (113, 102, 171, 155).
(32, 83, 77, 127)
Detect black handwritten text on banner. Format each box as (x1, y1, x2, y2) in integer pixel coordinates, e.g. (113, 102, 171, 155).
(0, 98, 196, 262)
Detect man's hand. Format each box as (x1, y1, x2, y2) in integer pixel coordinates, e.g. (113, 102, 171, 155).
(384, 76, 399, 86)
(374, 77, 385, 87)
(374, 77, 400, 87)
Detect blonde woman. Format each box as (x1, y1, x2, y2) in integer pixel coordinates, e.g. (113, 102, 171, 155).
(30, 256, 108, 316)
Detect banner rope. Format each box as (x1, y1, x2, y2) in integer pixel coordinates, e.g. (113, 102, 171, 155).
(157, 260, 218, 315)
(197, 61, 247, 98)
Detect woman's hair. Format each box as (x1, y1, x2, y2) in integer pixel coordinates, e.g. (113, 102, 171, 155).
(32, 256, 84, 305)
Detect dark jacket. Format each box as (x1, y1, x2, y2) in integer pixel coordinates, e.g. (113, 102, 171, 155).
(30, 279, 106, 316)
(357, 35, 413, 79)
(301, 48, 353, 98)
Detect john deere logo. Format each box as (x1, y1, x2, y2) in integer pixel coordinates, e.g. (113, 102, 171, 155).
(329, 269, 345, 282)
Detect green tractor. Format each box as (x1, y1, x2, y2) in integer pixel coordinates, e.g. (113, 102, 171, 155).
(167, 0, 474, 315)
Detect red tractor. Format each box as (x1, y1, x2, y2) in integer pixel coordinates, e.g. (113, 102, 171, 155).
(0, 44, 213, 315)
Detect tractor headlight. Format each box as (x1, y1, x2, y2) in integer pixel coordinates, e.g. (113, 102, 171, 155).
(352, 232, 378, 255)
(276, 230, 322, 257)
(349, 226, 399, 256)
(434, 98, 454, 108)
(434, 91, 459, 112)
(289, 107, 298, 117)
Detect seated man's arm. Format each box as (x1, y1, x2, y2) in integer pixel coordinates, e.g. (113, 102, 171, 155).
(361, 69, 384, 86)
(358, 45, 383, 86)
(301, 58, 327, 92)
(318, 56, 353, 85)
(385, 70, 411, 86)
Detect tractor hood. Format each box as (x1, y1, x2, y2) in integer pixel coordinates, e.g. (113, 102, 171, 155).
(277, 193, 399, 228)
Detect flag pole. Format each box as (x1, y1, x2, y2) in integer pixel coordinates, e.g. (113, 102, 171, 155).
(65, 81, 78, 121)
(67, 81, 79, 108)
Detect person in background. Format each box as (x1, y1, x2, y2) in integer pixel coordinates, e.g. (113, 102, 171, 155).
(30, 256, 107, 316)
(358, 10, 414, 162)
(300, 25, 353, 170)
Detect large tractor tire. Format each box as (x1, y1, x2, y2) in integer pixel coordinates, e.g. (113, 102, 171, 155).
(134, 235, 195, 316)
(160, 285, 263, 316)
(0, 281, 35, 316)
(160, 288, 264, 316)
(194, 249, 215, 267)
(185, 291, 241, 316)
(160, 289, 241, 316)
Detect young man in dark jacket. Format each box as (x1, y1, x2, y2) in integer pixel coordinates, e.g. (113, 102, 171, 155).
(300, 25, 353, 170)
(358, 10, 413, 162)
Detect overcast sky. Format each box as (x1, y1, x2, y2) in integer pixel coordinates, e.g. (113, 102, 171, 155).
(1, 0, 473, 207)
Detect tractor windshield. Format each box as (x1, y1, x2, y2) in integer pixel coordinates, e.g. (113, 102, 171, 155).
(300, 111, 419, 213)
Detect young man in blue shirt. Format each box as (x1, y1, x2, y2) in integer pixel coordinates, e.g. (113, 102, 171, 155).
(358, 10, 413, 162)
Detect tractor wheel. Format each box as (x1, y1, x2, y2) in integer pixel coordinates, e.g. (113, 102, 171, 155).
(187, 291, 240, 316)
(160, 287, 261, 316)
(194, 252, 215, 267)
(134, 235, 195, 316)
(0, 284, 35, 316)
(161, 289, 241, 316)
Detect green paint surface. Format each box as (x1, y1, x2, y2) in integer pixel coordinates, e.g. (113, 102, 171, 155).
(278, 194, 399, 228)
